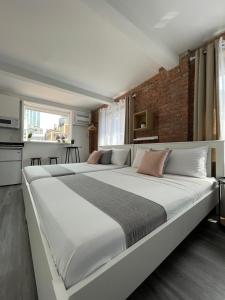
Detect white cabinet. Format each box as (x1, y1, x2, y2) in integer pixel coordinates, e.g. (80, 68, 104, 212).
(0, 148, 22, 186)
(0, 148, 22, 161)
(0, 161, 22, 185)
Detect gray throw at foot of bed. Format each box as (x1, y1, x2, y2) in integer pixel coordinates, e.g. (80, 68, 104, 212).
(42, 165, 75, 177)
(58, 174, 167, 247)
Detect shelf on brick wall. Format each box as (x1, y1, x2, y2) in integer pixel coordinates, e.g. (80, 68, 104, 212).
(133, 127, 149, 131)
(133, 136, 158, 142)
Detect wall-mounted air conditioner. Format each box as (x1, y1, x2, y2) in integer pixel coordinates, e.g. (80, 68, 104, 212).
(72, 111, 90, 126)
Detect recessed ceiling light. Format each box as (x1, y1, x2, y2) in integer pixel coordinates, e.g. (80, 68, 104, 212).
(153, 11, 179, 29)
(162, 11, 179, 21)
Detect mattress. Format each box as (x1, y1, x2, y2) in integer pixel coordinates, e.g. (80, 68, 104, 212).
(30, 167, 217, 289)
(23, 162, 125, 183)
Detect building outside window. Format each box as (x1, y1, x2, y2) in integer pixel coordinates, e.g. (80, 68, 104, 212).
(23, 101, 72, 142)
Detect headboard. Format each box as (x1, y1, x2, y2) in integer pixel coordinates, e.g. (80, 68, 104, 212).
(133, 141, 225, 178)
(99, 144, 133, 166)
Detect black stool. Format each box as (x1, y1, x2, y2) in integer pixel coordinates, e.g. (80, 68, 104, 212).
(30, 157, 41, 166)
(49, 157, 59, 165)
(65, 146, 81, 163)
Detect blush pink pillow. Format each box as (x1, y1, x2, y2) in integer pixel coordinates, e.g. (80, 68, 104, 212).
(87, 150, 102, 164)
(137, 150, 169, 177)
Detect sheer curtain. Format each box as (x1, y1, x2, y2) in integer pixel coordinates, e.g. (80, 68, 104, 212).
(218, 37, 225, 140)
(98, 100, 125, 146)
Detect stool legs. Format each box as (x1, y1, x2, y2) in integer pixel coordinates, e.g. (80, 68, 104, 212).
(65, 148, 70, 163)
(65, 147, 81, 163)
(30, 158, 41, 166)
(49, 157, 58, 164)
(74, 148, 77, 163)
(76, 148, 80, 163)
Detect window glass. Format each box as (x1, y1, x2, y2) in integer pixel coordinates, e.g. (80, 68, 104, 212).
(23, 103, 71, 142)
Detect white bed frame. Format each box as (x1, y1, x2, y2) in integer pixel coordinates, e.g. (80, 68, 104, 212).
(22, 141, 225, 300)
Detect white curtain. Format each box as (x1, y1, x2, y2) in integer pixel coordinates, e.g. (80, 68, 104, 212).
(98, 100, 125, 146)
(218, 37, 225, 140)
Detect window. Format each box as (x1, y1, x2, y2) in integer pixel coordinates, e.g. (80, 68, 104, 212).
(98, 100, 125, 146)
(23, 102, 72, 142)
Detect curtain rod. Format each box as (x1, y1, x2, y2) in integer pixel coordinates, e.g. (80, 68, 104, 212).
(190, 50, 207, 62)
(190, 39, 225, 61)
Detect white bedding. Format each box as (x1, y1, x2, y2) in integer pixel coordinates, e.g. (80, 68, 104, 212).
(24, 162, 124, 183)
(30, 167, 217, 289)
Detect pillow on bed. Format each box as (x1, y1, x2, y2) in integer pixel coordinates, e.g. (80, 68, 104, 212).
(137, 150, 170, 177)
(111, 148, 130, 166)
(132, 148, 150, 168)
(150, 148, 172, 171)
(87, 150, 102, 164)
(99, 150, 112, 165)
(165, 146, 209, 178)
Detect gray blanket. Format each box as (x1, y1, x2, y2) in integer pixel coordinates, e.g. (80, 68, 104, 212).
(42, 165, 75, 177)
(59, 174, 167, 247)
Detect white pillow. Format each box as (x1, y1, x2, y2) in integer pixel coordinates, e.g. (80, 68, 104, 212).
(132, 148, 149, 168)
(111, 148, 130, 166)
(165, 146, 209, 178)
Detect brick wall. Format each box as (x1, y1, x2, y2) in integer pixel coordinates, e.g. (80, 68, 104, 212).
(90, 54, 194, 152)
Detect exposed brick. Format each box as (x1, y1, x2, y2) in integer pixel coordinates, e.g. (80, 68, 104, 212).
(90, 54, 194, 151)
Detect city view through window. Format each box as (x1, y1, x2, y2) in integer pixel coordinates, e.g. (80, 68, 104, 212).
(24, 106, 71, 142)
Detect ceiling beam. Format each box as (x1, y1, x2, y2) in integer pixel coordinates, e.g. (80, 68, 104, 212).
(0, 88, 91, 113)
(0, 59, 113, 105)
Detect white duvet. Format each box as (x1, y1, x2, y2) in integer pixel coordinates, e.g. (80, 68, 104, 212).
(30, 167, 217, 289)
(24, 162, 124, 183)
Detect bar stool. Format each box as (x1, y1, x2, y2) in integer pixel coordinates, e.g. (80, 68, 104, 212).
(64, 146, 81, 163)
(30, 157, 41, 166)
(48, 156, 59, 165)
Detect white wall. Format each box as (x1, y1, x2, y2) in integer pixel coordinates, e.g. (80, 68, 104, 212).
(72, 125, 89, 161)
(0, 91, 90, 165)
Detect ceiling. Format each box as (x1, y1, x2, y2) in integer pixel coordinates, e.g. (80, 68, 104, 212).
(0, 0, 224, 108)
(0, 70, 102, 109)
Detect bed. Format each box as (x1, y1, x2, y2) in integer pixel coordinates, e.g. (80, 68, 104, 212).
(22, 141, 224, 300)
(23, 162, 127, 183)
(23, 145, 132, 183)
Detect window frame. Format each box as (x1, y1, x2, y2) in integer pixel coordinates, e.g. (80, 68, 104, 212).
(22, 101, 72, 143)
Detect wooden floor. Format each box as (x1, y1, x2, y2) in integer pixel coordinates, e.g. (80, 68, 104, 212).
(0, 185, 37, 300)
(0, 185, 225, 300)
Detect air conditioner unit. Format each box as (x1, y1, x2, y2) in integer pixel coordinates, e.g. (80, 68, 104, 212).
(73, 111, 90, 126)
